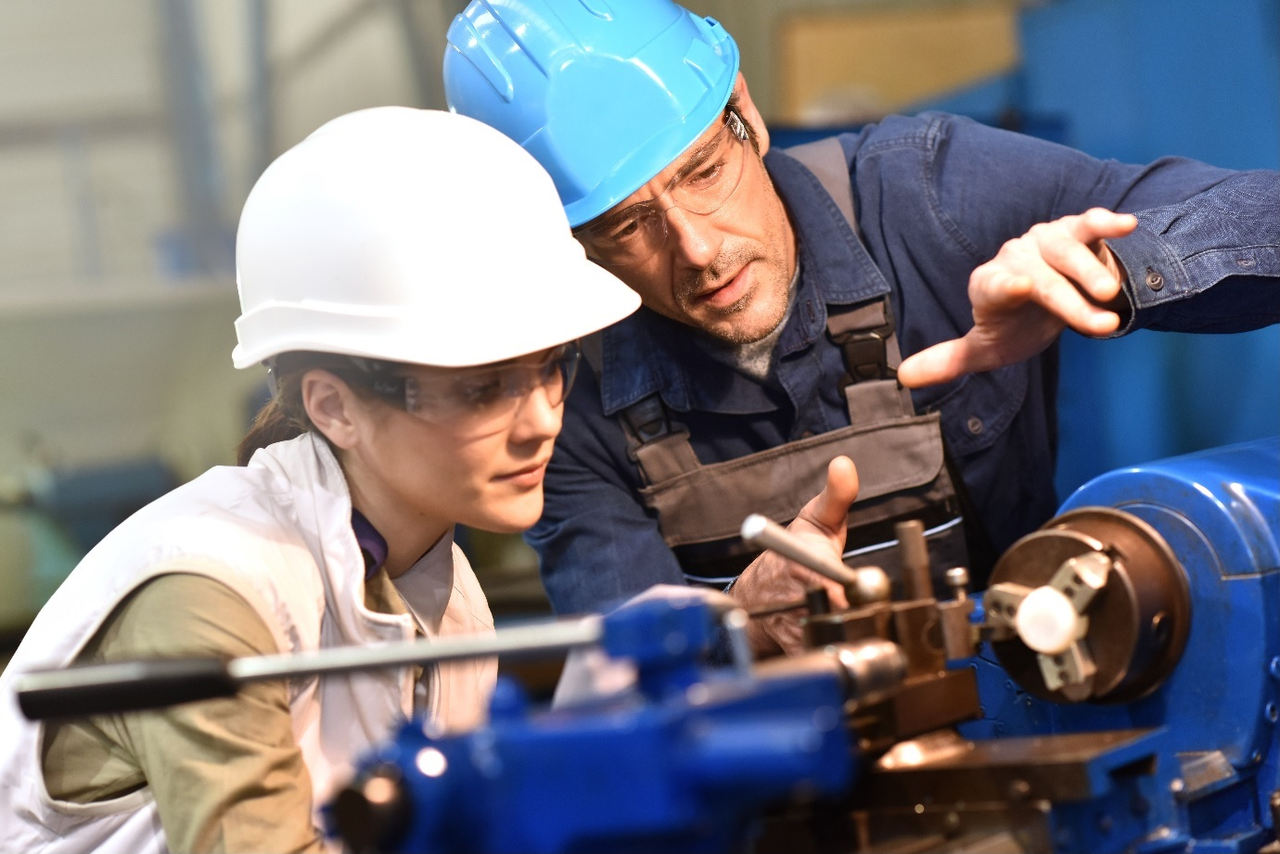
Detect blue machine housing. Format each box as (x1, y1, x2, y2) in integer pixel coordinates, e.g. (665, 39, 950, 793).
(964, 437, 1280, 852)
(327, 439, 1280, 854)
(326, 596, 854, 854)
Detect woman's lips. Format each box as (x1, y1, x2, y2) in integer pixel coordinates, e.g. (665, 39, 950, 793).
(495, 460, 548, 488)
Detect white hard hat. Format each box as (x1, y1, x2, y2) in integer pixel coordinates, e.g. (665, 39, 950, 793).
(231, 107, 640, 369)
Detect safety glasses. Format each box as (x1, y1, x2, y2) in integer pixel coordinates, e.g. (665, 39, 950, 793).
(575, 110, 751, 266)
(354, 343, 580, 435)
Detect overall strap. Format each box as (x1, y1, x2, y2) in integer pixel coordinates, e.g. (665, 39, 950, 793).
(785, 137, 914, 420)
(582, 333, 699, 485)
(784, 136, 993, 576)
(783, 137, 859, 236)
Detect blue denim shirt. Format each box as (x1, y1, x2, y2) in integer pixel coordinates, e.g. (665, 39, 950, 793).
(529, 113, 1280, 616)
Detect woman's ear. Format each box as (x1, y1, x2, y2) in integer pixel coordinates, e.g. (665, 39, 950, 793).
(301, 369, 361, 450)
(732, 72, 770, 156)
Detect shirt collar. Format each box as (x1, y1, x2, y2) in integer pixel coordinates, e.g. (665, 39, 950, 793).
(594, 143, 890, 417)
(765, 144, 890, 306)
(351, 508, 388, 579)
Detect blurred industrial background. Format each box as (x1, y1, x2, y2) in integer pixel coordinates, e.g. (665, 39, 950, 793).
(1, 0, 1276, 658)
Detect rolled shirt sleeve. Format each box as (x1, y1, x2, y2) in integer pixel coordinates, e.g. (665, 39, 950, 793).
(42, 572, 326, 854)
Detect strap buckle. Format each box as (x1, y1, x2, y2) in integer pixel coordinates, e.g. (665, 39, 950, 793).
(829, 297, 896, 382)
(621, 395, 671, 443)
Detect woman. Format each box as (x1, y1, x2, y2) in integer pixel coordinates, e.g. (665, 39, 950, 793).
(0, 107, 639, 853)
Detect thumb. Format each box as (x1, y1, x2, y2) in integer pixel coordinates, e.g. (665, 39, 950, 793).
(801, 455, 860, 535)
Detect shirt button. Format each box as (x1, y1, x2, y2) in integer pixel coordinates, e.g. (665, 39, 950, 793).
(966, 416, 984, 435)
(1144, 268, 1164, 291)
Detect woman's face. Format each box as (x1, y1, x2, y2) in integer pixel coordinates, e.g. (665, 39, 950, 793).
(307, 350, 567, 569)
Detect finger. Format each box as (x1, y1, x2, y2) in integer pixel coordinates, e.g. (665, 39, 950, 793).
(819, 577, 850, 611)
(783, 573, 852, 612)
(1073, 208, 1139, 241)
(1024, 260, 1122, 336)
(980, 244, 1116, 336)
(767, 616, 805, 658)
(969, 267, 1036, 311)
(897, 337, 978, 388)
(1037, 229, 1127, 306)
(997, 260, 1122, 337)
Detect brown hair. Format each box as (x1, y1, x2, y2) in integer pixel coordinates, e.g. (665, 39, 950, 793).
(236, 352, 393, 466)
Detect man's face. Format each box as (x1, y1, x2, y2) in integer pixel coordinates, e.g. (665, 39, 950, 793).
(576, 106, 796, 345)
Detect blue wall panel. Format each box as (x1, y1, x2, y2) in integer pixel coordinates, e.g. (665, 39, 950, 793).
(774, 0, 1278, 502)
(1017, 0, 1280, 495)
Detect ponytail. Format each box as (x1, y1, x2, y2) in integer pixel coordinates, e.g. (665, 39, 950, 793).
(237, 396, 309, 465)
(236, 352, 331, 465)
(236, 351, 395, 465)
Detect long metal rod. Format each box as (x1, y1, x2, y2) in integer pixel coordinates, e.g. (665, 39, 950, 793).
(229, 616, 603, 682)
(15, 616, 604, 720)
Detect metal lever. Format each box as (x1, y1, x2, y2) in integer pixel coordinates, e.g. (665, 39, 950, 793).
(740, 514, 890, 605)
(16, 618, 604, 721)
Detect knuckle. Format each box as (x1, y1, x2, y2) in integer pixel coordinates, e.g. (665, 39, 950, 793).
(999, 235, 1025, 254)
(1028, 221, 1061, 242)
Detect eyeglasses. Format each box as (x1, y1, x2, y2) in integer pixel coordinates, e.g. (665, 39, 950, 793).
(355, 343, 580, 435)
(575, 110, 751, 266)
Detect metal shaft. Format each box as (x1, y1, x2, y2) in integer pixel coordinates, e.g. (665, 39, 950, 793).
(740, 514, 890, 603)
(896, 519, 932, 600)
(17, 616, 603, 721)
(231, 617, 602, 682)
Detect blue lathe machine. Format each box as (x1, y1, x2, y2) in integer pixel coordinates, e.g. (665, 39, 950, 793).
(16, 438, 1280, 853)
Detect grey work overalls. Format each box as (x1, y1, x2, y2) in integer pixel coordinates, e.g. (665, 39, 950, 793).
(600, 139, 977, 597)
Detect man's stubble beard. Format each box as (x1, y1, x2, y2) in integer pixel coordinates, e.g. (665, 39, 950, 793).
(676, 247, 790, 346)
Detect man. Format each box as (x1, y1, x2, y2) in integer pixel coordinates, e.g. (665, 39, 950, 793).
(444, 0, 1280, 656)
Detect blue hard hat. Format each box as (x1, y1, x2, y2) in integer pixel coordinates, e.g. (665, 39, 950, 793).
(444, 0, 740, 227)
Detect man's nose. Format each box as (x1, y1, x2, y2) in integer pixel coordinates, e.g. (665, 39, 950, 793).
(662, 204, 721, 268)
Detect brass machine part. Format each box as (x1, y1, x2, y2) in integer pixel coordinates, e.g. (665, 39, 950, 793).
(802, 520, 982, 750)
(987, 506, 1191, 704)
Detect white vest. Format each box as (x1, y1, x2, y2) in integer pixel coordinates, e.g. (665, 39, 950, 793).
(0, 433, 496, 854)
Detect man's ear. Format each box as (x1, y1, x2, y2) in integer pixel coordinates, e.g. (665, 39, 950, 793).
(301, 369, 361, 450)
(732, 72, 770, 156)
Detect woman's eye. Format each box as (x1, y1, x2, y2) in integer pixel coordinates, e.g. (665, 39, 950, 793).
(454, 375, 506, 407)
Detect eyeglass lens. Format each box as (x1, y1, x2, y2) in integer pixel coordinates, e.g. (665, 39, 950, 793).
(580, 111, 749, 265)
(401, 344, 580, 433)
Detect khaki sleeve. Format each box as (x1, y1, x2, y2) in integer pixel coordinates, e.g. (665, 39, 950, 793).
(91, 572, 326, 854)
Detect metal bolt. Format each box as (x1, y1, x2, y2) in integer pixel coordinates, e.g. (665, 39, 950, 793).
(946, 567, 970, 601)
(1151, 611, 1170, 645)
